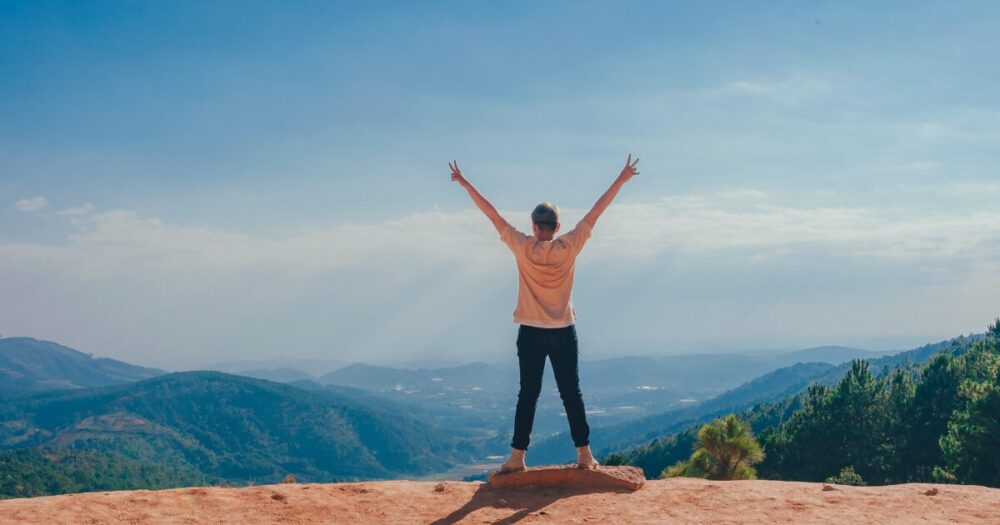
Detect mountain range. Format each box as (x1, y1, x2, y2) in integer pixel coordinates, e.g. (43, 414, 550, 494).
(0, 337, 164, 397)
(315, 345, 883, 395)
(0, 333, 972, 497)
(0, 371, 468, 486)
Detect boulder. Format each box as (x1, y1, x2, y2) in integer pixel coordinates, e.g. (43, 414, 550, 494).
(487, 464, 645, 491)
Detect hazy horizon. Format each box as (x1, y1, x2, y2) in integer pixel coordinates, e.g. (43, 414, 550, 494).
(3, 2, 998, 369)
(0, 332, 964, 372)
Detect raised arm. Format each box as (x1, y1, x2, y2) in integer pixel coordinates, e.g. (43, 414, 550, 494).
(449, 161, 507, 232)
(582, 154, 639, 228)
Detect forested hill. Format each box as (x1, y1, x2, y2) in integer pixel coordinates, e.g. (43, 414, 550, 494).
(606, 331, 997, 487)
(0, 448, 209, 499)
(808, 334, 983, 385)
(533, 334, 982, 464)
(529, 361, 837, 464)
(0, 371, 468, 495)
(0, 337, 164, 396)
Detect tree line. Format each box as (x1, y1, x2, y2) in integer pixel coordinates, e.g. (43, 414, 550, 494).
(655, 320, 999, 487)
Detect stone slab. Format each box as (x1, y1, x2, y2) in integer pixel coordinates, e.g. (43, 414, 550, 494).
(487, 464, 646, 491)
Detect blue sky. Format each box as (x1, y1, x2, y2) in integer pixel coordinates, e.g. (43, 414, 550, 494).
(2, 1, 998, 368)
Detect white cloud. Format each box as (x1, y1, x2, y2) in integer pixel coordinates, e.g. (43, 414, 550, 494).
(3, 189, 997, 281)
(700, 74, 832, 105)
(0, 190, 1000, 294)
(57, 202, 95, 216)
(44, 208, 505, 276)
(584, 191, 1000, 263)
(3, 188, 998, 367)
(15, 196, 48, 212)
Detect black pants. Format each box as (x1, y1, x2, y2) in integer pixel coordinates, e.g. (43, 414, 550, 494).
(510, 324, 591, 451)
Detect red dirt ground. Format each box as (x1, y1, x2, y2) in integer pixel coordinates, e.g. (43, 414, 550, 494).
(1, 478, 998, 524)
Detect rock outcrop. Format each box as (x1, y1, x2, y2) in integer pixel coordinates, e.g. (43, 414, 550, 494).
(487, 464, 645, 491)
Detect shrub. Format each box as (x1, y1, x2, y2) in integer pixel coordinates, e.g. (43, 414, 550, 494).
(825, 466, 866, 486)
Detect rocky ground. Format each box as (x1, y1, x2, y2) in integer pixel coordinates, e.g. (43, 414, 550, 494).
(1, 477, 998, 524)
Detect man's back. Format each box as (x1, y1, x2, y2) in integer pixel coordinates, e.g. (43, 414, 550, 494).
(499, 220, 592, 328)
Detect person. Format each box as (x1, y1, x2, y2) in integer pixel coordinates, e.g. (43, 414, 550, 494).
(449, 155, 640, 472)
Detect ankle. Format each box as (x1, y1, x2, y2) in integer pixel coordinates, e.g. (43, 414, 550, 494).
(502, 448, 527, 472)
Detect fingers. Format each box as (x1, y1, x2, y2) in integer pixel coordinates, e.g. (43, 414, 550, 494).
(454, 160, 460, 172)
(625, 154, 639, 170)
(448, 161, 455, 172)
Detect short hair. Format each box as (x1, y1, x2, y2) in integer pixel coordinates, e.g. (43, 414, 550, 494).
(531, 202, 560, 232)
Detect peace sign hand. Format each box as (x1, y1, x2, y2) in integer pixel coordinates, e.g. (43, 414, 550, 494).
(449, 160, 469, 188)
(619, 154, 640, 182)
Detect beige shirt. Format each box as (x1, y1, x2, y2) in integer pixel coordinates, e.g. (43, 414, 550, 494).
(498, 219, 593, 328)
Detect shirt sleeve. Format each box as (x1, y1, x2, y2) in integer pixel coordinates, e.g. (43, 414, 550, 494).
(558, 219, 593, 255)
(497, 219, 530, 252)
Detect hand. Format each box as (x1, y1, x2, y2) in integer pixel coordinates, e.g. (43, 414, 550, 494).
(449, 160, 469, 187)
(618, 154, 640, 182)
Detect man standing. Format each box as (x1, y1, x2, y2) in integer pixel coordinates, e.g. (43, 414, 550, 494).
(449, 155, 640, 472)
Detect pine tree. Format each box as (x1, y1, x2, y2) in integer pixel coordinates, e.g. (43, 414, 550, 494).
(662, 415, 764, 480)
(937, 338, 1000, 485)
(904, 353, 961, 481)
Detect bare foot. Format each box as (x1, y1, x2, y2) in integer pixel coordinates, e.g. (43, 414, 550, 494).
(500, 448, 526, 473)
(577, 446, 600, 470)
